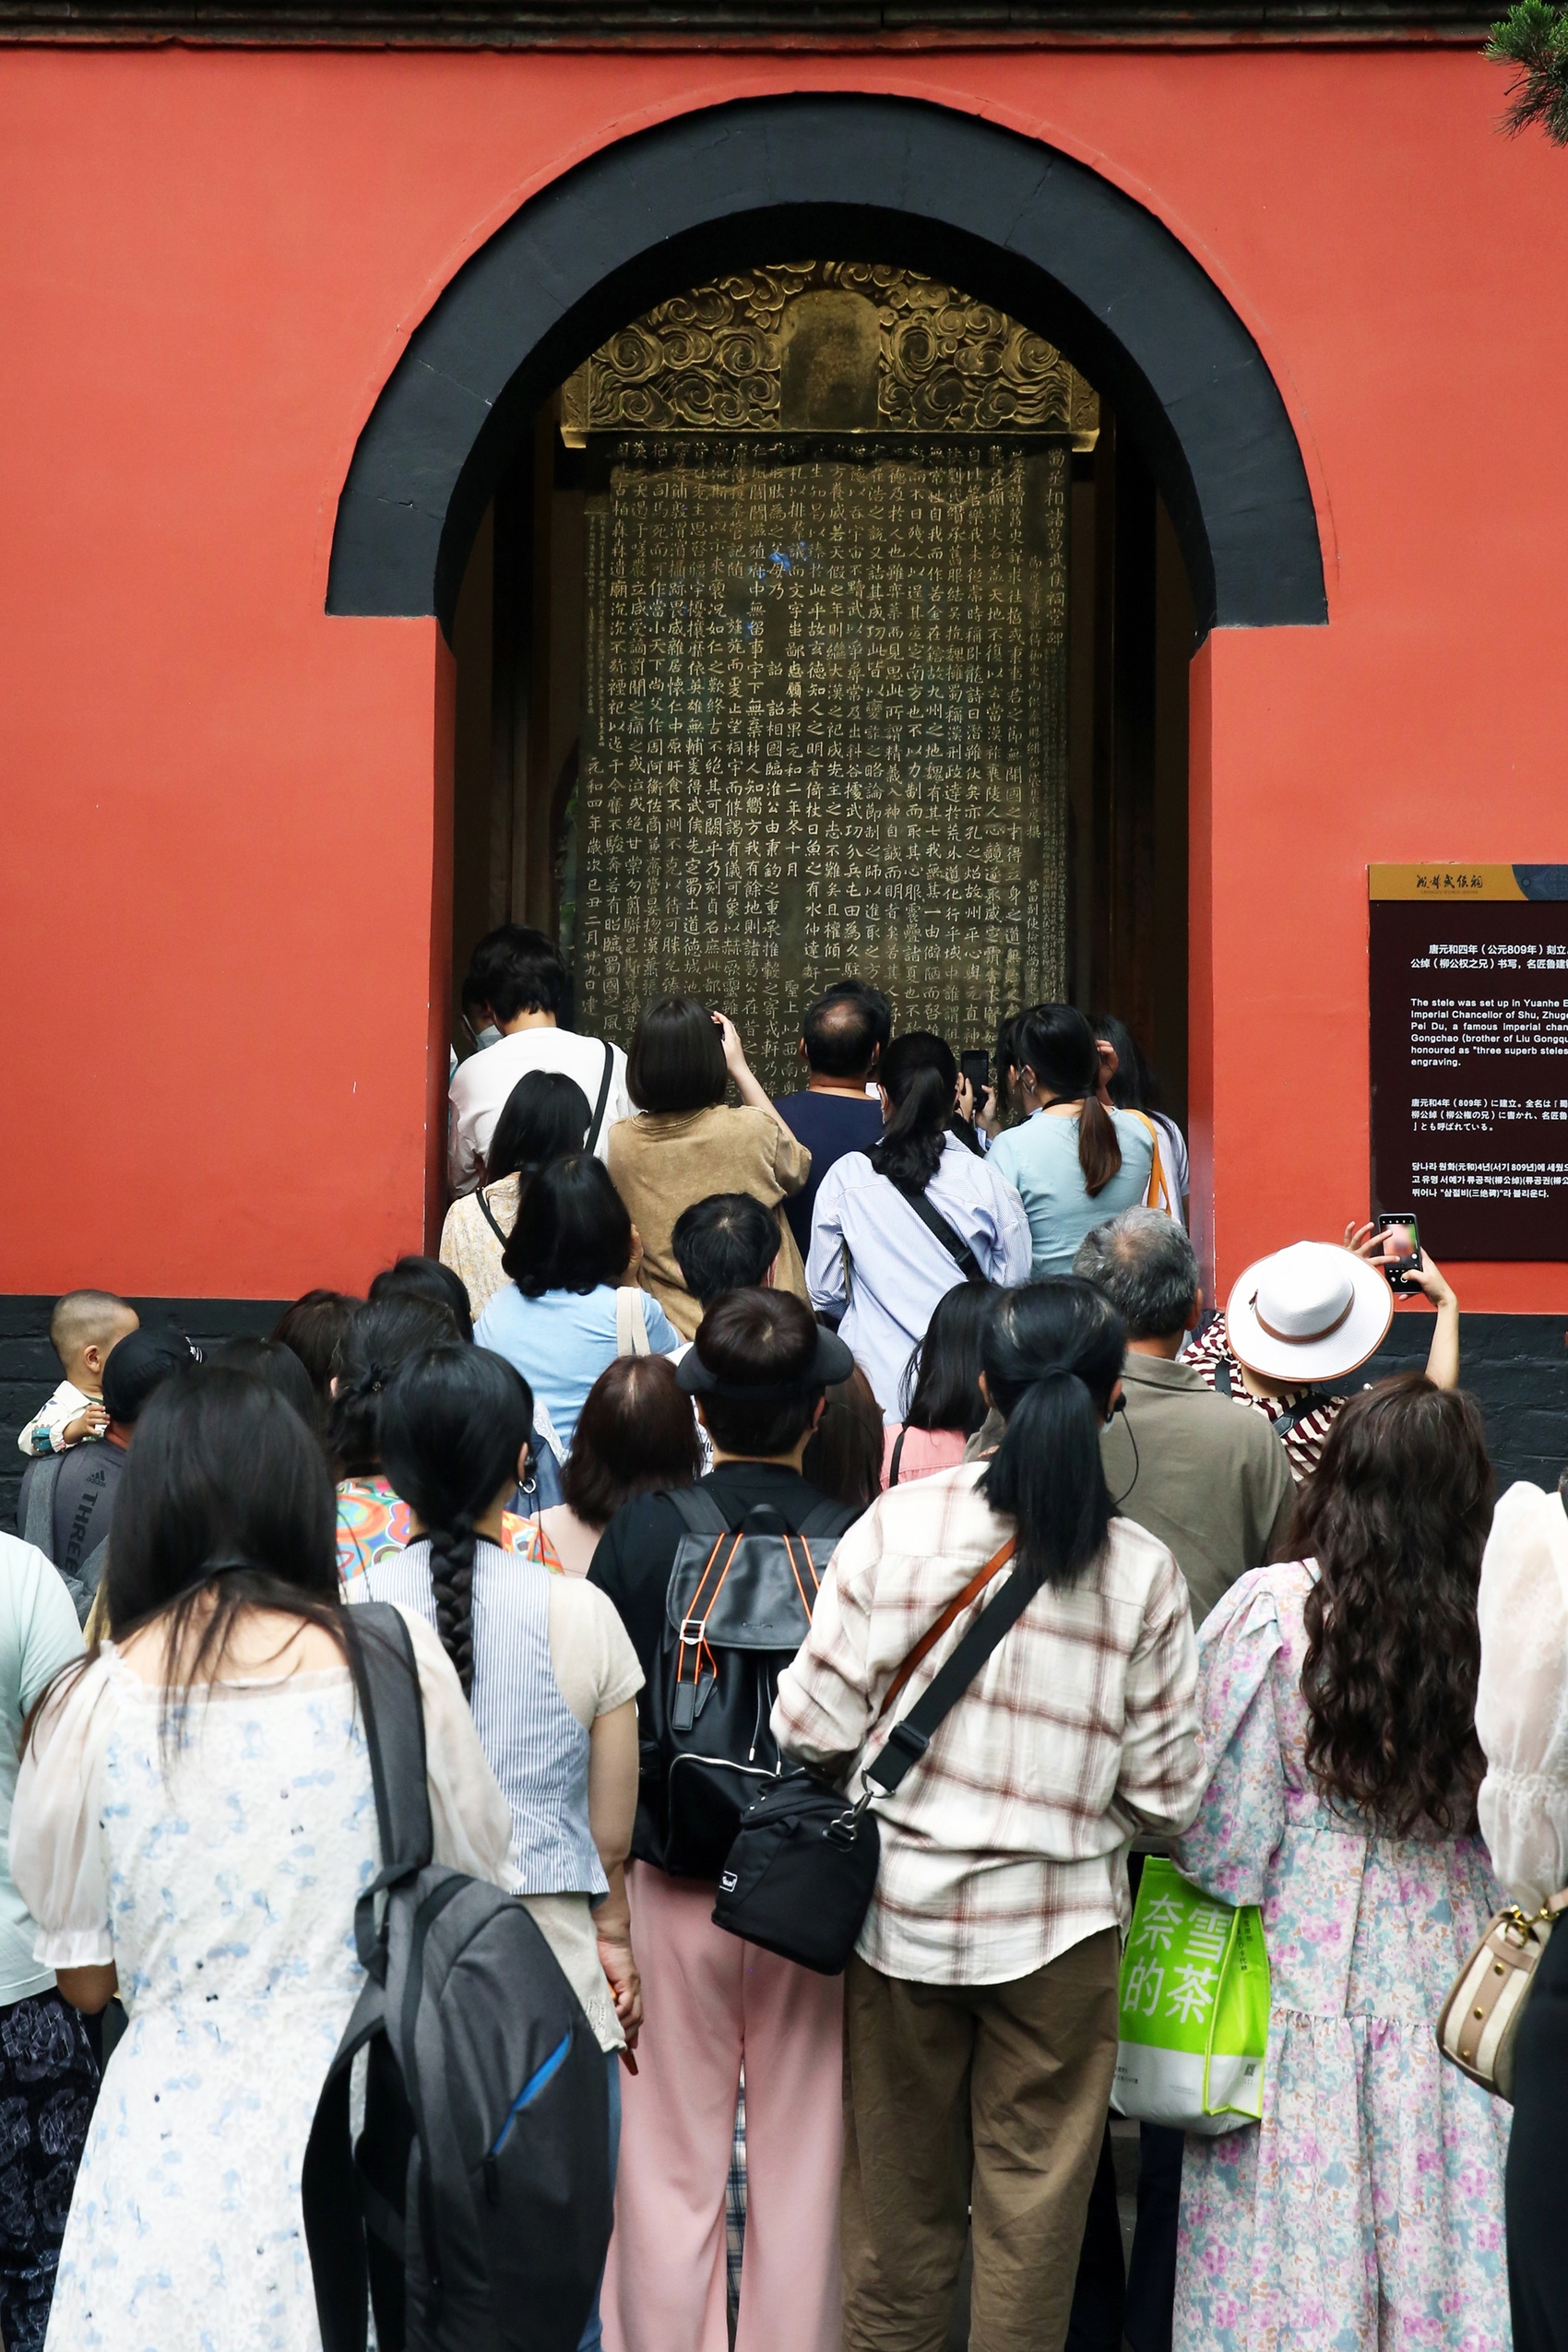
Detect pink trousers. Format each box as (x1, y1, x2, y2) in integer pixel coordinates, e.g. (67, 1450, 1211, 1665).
(603, 1861, 844, 2352)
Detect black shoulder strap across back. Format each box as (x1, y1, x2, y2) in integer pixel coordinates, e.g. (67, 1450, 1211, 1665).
(475, 1185, 510, 1246)
(887, 1428, 908, 1488)
(586, 1039, 616, 1153)
(866, 1563, 1040, 1796)
(342, 1603, 434, 1980)
(889, 1181, 988, 1286)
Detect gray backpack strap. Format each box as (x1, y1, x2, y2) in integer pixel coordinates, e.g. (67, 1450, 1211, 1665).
(64, 1538, 109, 1627)
(23, 1457, 62, 1557)
(342, 1604, 434, 1982)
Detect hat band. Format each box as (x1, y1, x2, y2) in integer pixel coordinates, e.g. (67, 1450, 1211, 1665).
(1250, 1289, 1355, 1348)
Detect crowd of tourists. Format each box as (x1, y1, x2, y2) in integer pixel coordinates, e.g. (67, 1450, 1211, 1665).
(3, 917, 1557, 2352)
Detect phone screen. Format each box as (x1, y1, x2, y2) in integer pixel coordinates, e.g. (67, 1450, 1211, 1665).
(1375, 1213, 1422, 1291)
(961, 1050, 991, 1099)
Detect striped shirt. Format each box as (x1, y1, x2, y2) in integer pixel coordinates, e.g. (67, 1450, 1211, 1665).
(772, 1462, 1204, 1987)
(1182, 1314, 1349, 1483)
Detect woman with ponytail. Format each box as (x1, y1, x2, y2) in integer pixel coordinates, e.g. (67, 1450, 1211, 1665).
(361, 1346, 644, 2352)
(9, 1365, 511, 2352)
(775, 1278, 1205, 2350)
(806, 1030, 1030, 1416)
(990, 1004, 1158, 1276)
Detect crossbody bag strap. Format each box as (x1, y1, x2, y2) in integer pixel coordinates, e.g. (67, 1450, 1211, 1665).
(586, 1039, 616, 1153)
(889, 1181, 988, 1286)
(1133, 1112, 1171, 1216)
(887, 1427, 909, 1488)
(867, 1539, 1032, 1795)
(873, 1536, 1016, 1730)
(475, 1184, 510, 1246)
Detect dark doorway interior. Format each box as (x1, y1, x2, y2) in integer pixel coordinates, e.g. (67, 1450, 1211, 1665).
(449, 280, 1192, 1126)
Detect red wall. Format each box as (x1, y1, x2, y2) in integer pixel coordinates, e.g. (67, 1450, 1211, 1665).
(2, 39, 1565, 1307)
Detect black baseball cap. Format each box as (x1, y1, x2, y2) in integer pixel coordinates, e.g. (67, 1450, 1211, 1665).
(101, 1329, 201, 1425)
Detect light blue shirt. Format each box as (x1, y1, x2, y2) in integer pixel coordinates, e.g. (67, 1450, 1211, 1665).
(806, 1134, 1033, 1417)
(989, 1107, 1155, 1277)
(474, 1284, 681, 1452)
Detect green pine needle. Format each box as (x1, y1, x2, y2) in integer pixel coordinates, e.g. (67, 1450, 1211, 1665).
(1488, 0, 1568, 143)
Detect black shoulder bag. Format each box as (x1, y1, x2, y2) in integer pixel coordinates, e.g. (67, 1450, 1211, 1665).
(711, 1536, 1027, 1974)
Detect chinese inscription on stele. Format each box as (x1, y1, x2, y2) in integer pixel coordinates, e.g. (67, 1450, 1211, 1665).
(567, 266, 1082, 1097)
(1370, 865, 1568, 1258)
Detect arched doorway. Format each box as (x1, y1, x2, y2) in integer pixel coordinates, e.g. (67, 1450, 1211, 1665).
(329, 94, 1324, 1152)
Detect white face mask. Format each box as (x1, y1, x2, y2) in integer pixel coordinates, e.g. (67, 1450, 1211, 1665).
(463, 1015, 503, 1054)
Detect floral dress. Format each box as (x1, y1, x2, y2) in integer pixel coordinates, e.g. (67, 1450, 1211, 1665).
(1172, 1562, 1511, 2352)
(8, 1623, 511, 2352)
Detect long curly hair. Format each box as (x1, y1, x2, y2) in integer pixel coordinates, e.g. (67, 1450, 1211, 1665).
(1293, 1374, 1493, 1836)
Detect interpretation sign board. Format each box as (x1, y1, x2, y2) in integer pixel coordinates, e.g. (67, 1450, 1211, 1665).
(1370, 865, 1568, 1259)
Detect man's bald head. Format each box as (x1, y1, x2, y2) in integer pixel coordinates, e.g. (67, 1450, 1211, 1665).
(801, 992, 879, 1082)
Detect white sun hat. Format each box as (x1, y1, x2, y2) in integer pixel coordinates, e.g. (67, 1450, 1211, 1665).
(1224, 1241, 1393, 1386)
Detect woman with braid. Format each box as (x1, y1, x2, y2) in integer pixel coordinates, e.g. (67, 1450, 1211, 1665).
(354, 1345, 643, 2352)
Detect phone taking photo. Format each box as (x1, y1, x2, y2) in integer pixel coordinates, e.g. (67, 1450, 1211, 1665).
(1375, 1213, 1423, 1293)
(960, 1049, 991, 1102)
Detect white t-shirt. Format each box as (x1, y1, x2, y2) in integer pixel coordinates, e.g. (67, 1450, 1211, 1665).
(447, 1026, 632, 1192)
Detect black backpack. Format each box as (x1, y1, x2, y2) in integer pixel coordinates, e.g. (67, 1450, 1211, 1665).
(303, 1603, 612, 2352)
(636, 1489, 855, 1880)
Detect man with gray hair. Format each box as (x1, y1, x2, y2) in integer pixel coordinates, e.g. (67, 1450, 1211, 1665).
(1075, 1207, 1294, 1624)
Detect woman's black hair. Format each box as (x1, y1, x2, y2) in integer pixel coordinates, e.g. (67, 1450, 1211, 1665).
(485, 1069, 592, 1187)
(212, 1336, 319, 1432)
(369, 1255, 475, 1345)
(327, 1296, 461, 1479)
(899, 1282, 1001, 1433)
(94, 1365, 343, 1734)
(1091, 1012, 1158, 1115)
(979, 1278, 1126, 1589)
(270, 1289, 361, 1425)
(802, 1365, 885, 1515)
(1014, 1005, 1123, 1198)
(1294, 1374, 1493, 1835)
(867, 1031, 957, 1194)
(379, 1347, 534, 1699)
(502, 1152, 633, 1297)
(625, 995, 729, 1115)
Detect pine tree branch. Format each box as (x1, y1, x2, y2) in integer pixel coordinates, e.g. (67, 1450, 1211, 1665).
(1488, 0, 1568, 142)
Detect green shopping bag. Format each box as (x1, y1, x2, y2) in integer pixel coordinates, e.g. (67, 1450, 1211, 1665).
(1111, 1858, 1269, 2135)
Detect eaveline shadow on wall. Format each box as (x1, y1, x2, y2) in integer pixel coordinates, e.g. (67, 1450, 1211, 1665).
(326, 93, 1327, 644)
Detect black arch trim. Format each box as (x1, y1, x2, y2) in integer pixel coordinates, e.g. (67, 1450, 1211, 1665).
(327, 95, 1326, 638)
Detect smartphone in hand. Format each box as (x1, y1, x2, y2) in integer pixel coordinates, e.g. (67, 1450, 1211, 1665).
(1375, 1213, 1423, 1292)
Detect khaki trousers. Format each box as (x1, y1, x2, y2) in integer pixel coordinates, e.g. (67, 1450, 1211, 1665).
(841, 1927, 1120, 2352)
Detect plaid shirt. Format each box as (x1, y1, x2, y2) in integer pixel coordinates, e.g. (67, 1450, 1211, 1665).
(773, 1461, 1204, 1987)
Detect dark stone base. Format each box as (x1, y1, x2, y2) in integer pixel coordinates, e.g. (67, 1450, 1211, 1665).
(1354, 1311, 1565, 1497)
(1, 1295, 1563, 1538)
(0, 1296, 289, 1536)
